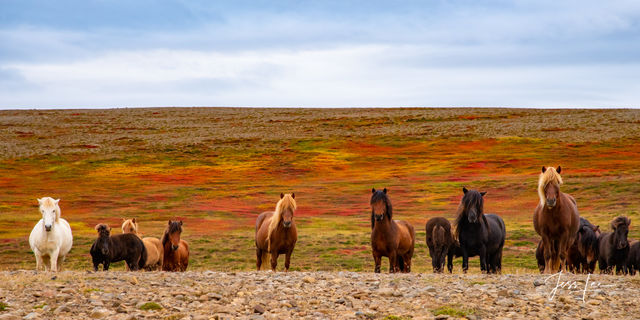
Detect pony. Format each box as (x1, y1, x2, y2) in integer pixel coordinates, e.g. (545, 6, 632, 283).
(122, 218, 164, 271)
(425, 217, 454, 273)
(566, 217, 600, 273)
(533, 166, 580, 273)
(161, 220, 189, 272)
(453, 187, 506, 273)
(627, 240, 640, 276)
(255, 193, 298, 271)
(598, 216, 631, 275)
(369, 188, 415, 273)
(90, 224, 146, 271)
(28, 197, 73, 272)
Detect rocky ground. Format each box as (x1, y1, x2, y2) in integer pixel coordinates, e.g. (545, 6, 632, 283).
(0, 271, 638, 319)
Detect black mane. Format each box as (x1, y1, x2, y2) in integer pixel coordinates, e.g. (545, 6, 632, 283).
(370, 189, 392, 229)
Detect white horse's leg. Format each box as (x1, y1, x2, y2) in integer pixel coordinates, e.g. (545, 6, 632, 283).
(50, 248, 60, 272)
(57, 255, 65, 271)
(34, 249, 44, 271)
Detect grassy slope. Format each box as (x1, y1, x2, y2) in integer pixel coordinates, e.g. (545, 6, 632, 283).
(0, 108, 639, 273)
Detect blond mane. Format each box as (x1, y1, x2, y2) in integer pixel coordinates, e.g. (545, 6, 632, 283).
(121, 218, 139, 236)
(266, 194, 297, 251)
(538, 167, 563, 206)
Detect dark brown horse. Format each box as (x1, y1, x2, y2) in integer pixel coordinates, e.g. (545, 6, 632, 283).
(566, 217, 600, 273)
(627, 240, 640, 276)
(425, 217, 454, 273)
(161, 220, 189, 272)
(533, 166, 580, 273)
(255, 193, 297, 271)
(370, 188, 415, 273)
(598, 216, 630, 275)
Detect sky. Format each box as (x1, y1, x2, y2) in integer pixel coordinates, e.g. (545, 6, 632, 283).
(1, 0, 639, 109)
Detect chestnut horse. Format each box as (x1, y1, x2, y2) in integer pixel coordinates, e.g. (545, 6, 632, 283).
(370, 188, 415, 273)
(255, 193, 298, 271)
(161, 220, 189, 272)
(533, 166, 580, 273)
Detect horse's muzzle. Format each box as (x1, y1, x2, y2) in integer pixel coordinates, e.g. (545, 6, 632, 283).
(617, 241, 628, 250)
(172, 244, 179, 251)
(44, 225, 52, 232)
(546, 199, 556, 209)
(283, 221, 292, 228)
(101, 249, 109, 256)
(374, 214, 384, 221)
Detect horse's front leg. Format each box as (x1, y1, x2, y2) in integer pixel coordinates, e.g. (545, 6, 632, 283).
(388, 251, 399, 273)
(447, 249, 454, 273)
(284, 250, 293, 272)
(33, 249, 44, 271)
(256, 248, 263, 271)
(50, 248, 60, 272)
(461, 247, 469, 273)
(372, 252, 382, 273)
(479, 245, 487, 273)
(404, 254, 412, 273)
(104, 261, 110, 271)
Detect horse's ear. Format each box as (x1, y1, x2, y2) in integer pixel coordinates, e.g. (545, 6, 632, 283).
(372, 188, 376, 194)
(291, 193, 295, 199)
(132, 218, 136, 223)
(280, 193, 284, 199)
(463, 187, 468, 194)
(94, 224, 101, 231)
(556, 166, 561, 174)
(179, 221, 183, 226)
(108, 227, 112, 232)
(383, 188, 387, 194)
(541, 166, 546, 173)
(54, 199, 60, 204)
(480, 191, 487, 197)
(37, 198, 43, 205)
(168, 220, 172, 225)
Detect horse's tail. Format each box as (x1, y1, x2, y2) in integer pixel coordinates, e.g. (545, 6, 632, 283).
(139, 240, 148, 270)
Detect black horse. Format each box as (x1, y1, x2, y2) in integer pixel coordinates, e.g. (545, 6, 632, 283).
(598, 216, 630, 275)
(425, 217, 454, 273)
(566, 217, 600, 273)
(450, 187, 505, 273)
(90, 224, 147, 271)
(627, 241, 640, 276)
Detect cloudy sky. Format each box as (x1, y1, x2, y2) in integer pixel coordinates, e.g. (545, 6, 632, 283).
(1, 0, 639, 109)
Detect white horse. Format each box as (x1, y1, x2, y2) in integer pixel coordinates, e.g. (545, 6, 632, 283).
(28, 197, 73, 271)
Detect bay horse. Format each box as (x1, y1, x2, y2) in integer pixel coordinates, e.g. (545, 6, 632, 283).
(598, 216, 630, 275)
(533, 166, 580, 273)
(161, 220, 189, 272)
(425, 217, 454, 273)
(122, 218, 164, 271)
(370, 188, 415, 273)
(29, 197, 73, 272)
(453, 187, 505, 273)
(90, 224, 147, 271)
(255, 193, 298, 271)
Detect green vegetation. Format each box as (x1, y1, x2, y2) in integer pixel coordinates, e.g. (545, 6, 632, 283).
(432, 305, 474, 318)
(139, 302, 163, 311)
(0, 302, 8, 311)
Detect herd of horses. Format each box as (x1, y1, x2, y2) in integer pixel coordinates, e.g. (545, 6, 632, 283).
(27, 166, 639, 275)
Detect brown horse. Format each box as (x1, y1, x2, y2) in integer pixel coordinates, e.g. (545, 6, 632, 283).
(533, 166, 580, 273)
(255, 193, 298, 271)
(370, 188, 415, 273)
(161, 220, 189, 272)
(122, 218, 164, 271)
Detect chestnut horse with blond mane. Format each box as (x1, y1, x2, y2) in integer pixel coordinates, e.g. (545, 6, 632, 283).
(370, 188, 415, 273)
(533, 166, 580, 273)
(255, 193, 297, 271)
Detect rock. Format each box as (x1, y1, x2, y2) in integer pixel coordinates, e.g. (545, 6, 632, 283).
(22, 313, 39, 320)
(302, 276, 316, 284)
(253, 304, 265, 314)
(533, 279, 545, 287)
(90, 307, 109, 319)
(54, 304, 71, 314)
(0, 314, 20, 320)
(129, 276, 138, 285)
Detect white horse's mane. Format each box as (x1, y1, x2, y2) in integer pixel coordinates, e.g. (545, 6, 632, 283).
(38, 197, 60, 221)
